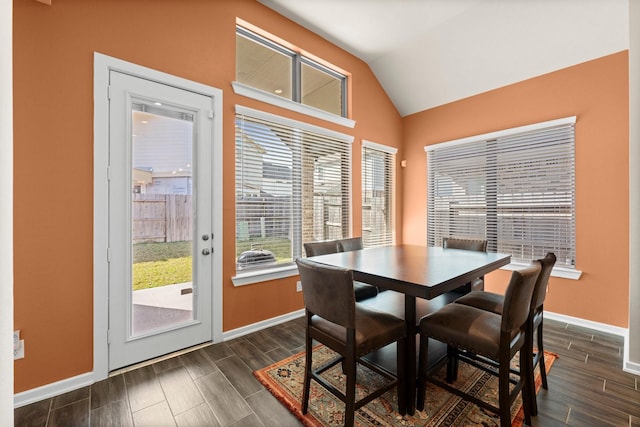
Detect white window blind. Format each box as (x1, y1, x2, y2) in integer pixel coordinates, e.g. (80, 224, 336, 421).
(426, 117, 576, 268)
(362, 141, 396, 247)
(235, 107, 352, 271)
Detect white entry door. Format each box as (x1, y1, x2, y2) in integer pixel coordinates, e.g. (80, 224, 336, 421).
(108, 71, 214, 370)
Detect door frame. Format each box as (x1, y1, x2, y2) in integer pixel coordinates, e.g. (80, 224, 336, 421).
(93, 53, 223, 381)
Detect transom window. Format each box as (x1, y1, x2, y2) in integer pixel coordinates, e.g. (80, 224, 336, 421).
(235, 106, 352, 272)
(236, 26, 347, 118)
(362, 141, 396, 247)
(426, 117, 576, 269)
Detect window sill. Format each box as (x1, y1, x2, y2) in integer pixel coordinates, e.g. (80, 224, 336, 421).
(231, 260, 582, 286)
(232, 264, 299, 287)
(501, 262, 582, 280)
(232, 82, 356, 129)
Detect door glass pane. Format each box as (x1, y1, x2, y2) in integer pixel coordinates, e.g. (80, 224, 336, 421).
(130, 102, 195, 336)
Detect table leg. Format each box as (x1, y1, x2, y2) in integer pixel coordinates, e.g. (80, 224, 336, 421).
(404, 294, 416, 415)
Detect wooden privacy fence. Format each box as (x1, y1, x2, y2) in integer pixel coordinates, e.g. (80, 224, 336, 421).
(132, 194, 192, 243)
(236, 194, 345, 243)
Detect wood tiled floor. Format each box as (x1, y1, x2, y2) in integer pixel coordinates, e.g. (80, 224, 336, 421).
(14, 316, 640, 426)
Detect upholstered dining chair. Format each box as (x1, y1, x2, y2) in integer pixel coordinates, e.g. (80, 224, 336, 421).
(442, 237, 488, 292)
(336, 237, 380, 299)
(296, 258, 407, 427)
(454, 252, 557, 415)
(304, 240, 378, 301)
(417, 263, 541, 427)
(303, 240, 338, 257)
(336, 236, 363, 252)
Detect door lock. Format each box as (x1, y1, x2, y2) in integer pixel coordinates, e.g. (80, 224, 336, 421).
(202, 248, 211, 255)
(202, 234, 209, 241)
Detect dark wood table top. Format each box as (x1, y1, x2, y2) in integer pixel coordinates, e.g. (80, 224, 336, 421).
(309, 244, 511, 299)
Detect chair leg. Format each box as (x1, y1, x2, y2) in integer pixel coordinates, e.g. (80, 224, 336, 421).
(498, 352, 512, 427)
(301, 333, 313, 414)
(537, 320, 548, 390)
(396, 338, 407, 415)
(344, 347, 357, 427)
(498, 354, 531, 427)
(519, 346, 534, 425)
(416, 332, 429, 411)
(446, 345, 459, 383)
(524, 320, 538, 417)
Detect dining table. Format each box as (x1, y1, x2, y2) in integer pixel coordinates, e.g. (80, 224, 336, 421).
(308, 244, 511, 415)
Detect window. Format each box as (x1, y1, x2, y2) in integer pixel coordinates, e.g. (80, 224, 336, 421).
(426, 117, 576, 269)
(362, 141, 396, 247)
(236, 26, 347, 118)
(235, 106, 352, 272)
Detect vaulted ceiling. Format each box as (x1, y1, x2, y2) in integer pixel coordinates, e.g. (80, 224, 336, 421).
(259, 0, 629, 117)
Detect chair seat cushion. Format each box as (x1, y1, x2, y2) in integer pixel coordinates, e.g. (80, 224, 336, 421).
(420, 304, 506, 359)
(354, 281, 378, 301)
(455, 290, 504, 314)
(312, 305, 406, 356)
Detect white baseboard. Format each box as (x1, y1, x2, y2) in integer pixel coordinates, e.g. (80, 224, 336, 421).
(544, 310, 628, 336)
(13, 371, 95, 409)
(624, 359, 640, 375)
(222, 309, 305, 341)
(14, 309, 634, 407)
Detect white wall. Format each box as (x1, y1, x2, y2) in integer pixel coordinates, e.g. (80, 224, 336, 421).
(0, 0, 14, 423)
(626, 0, 640, 373)
(372, 0, 630, 115)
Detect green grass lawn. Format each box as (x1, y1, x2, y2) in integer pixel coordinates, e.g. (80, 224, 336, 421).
(133, 257, 192, 291)
(133, 241, 191, 263)
(133, 242, 192, 291)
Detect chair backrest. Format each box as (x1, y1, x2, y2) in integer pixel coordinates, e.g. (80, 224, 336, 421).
(296, 258, 355, 328)
(442, 237, 487, 252)
(303, 240, 338, 257)
(531, 252, 557, 311)
(501, 262, 541, 334)
(337, 237, 363, 252)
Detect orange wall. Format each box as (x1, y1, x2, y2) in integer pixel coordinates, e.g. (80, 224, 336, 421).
(13, 0, 629, 396)
(12, 0, 402, 392)
(402, 51, 630, 328)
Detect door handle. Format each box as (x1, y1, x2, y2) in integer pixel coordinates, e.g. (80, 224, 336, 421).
(202, 248, 211, 256)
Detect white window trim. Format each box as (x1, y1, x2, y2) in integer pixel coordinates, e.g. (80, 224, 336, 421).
(229, 254, 584, 286)
(232, 264, 300, 287)
(501, 262, 582, 280)
(363, 139, 398, 154)
(424, 116, 576, 153)
(233, 82, 356, 129)
(235, 105, 355, 143)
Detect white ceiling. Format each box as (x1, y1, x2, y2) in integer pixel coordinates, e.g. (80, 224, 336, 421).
(258, 0, 629, 117)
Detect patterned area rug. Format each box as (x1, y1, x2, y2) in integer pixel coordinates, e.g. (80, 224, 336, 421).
(254, 345, 557, 427)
